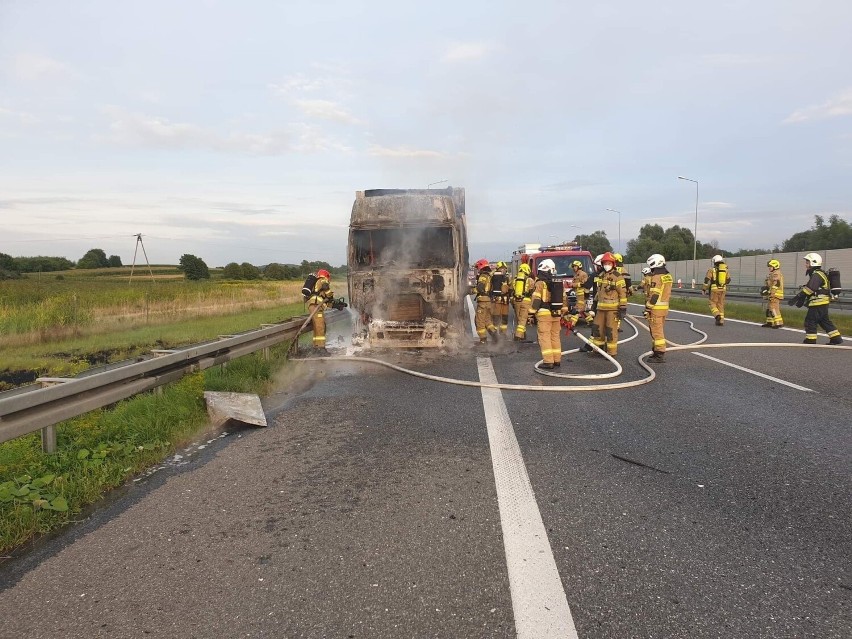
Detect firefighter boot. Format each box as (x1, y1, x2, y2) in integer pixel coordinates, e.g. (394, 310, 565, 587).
(648, 351, 666, 363)
(829, 336, 844, 345)
(540, 362, 554, 370)
(714, 314, 723, 326)
(802, 338, 817, 344)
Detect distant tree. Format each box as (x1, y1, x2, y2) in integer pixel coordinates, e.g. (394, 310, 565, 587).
(574, 231, 613, 257)
(781, 214, 852, 252)
(0, 252, 20, 280)
(263, 263, 287, 280)
(107, 255, 123, 267)
(222, 262, 242, 279)
(78, 248, 109, 269)
(13, 256, 75, 272)
(240, 262, 261, 280)
(178, 254, 210, 280)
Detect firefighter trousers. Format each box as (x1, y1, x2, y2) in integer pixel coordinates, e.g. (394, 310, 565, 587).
(709, 289, 726, 322)
(804, 305, 840, 342)
(309, 303, 326, 348)
(535, 311, 562, 364)
(513, 298, 532, 338)
(475, 299, 497, 341)
(648, 309, 668, 353)
(592, 309, 619, 355)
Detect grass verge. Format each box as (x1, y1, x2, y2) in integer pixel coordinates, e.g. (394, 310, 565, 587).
(0, 343, 293, 555)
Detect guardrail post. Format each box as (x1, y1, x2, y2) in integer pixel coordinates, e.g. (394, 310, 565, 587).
(41, 425, 57, 454)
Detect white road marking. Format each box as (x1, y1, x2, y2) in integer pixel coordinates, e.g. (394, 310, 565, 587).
(692, 352, 814, 392)
(477, 357, 578, 638)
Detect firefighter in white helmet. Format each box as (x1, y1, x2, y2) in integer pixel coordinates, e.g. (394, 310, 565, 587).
(644, 254, 673, 362)
(761, 259, 784, 328)
(702, 254, 729, 326)
(788, 252, 843, 344)
(639, 266, 652, 297)
(531, 259, 564, 368)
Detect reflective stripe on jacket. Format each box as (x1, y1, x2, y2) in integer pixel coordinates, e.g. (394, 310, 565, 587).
(803, 269, 830, 306)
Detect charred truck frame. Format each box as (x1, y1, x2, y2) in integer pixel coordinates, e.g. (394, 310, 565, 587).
(347, 187, 470, 347)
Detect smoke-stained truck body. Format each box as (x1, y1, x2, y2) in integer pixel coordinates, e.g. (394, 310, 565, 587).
(347, 187, 469, 347)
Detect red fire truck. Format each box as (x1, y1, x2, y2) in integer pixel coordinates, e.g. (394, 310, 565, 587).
(510, 241, 595, 311)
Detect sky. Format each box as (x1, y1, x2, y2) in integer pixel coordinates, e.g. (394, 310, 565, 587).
(2, 0, 851, 267)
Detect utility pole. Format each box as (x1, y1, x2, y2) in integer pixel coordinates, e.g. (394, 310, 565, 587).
(129, 234, 155, 283)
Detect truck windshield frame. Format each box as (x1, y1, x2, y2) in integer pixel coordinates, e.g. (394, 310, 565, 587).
(351, 227, 456, 268)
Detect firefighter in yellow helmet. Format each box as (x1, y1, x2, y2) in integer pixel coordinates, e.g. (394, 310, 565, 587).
(644, 254, 673, 363)
(588, 252, 627, 357)
(570, 260, 589, 323)
(702, 254, 729, 326)
(761, 259, 785, 328)
(307, 269, 335, 352)
(490, 261, 511, 335)
(788, 252, 843, 344)
(472, 259, 499, 344)
(512, 262, 535, 341)
(531, 259, 564, 368)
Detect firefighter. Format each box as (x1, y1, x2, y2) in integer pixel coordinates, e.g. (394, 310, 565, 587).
(588, 252, 627, 357)
(531, 259, 564, 368)
(788, 253, 843, 345)
(613, 252, 631, 333)
(512, 262, 535, 341)
(639, 266, 652, 297)
(702, 254, 729, 326)
(644, 254, 673, 363)
(307, 268, 335, 352)
(761, 259, 785, 328)
(570, 260, 589, 324)
(472, 258, 499, 344)
(490, 261, 511, 335)
(580, 254, 604, 351)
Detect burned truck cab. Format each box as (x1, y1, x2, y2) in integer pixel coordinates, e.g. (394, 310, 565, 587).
(347, 187, 469, 347)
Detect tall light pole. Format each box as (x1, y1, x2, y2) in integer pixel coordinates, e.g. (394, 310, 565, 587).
(606, 208, 621, 255)
(426, 179, 448, 189)
(678, 176, 699, 282)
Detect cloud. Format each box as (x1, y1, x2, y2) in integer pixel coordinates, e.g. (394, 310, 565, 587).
(540, 179, 602, 191)
(293, 99, 361, 124)
(442, 42, 491, 62)
(784, 89, 852, 124)
(701, 53, 774, 67)
(703, 201, 734, 209)
(0, 106, 39, 126)
(367, 144, 447, 159)
(8, 53, 72, 80)
(98, 106, 350, 154)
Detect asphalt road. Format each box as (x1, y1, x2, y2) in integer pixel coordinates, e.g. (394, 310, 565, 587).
(1, 304, 850, 638)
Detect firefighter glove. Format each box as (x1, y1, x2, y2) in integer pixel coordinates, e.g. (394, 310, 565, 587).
(643, 308, 650, 319)
(788, 292, 805, 308)
(617, 307, 626, 320)
(760, 287, 769, 297)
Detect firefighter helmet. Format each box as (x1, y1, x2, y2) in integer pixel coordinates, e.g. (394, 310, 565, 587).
(613, 252, 624, 265)
(712, 254, 724, 264)
(594, 254, 603, 266)
(571, 260, 583, 270)
(767, 258, 781, 270)
(600, 252, 616, 265)
(641, 266, 651, 275)
(537, 259, 556, 274)
(317, 269, 330, 279)
(519, 263, 531, 275)
(475, 258, 490, 271)
(496, 260, 508, 270)
(646, 253, 666, 269)
(803, 252, 822, 267)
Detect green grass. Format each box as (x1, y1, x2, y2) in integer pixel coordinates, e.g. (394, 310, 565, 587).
(0, 344, 292, 553)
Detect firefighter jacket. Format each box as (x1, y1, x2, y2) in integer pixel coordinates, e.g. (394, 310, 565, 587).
(572, 268, 589, 299)
(802, 268, 831, 307)
(474, 271, 493, 302)
(308, 277, 334, 306)
(647, 268, 673, 311)
(513, 272, 535, 300)
(702, 264, 729, 292)
(765, 271, 784, 300)
(531, 277, 563, 315)
(596, 270, 627, 311)
(490, 272, 510, 302)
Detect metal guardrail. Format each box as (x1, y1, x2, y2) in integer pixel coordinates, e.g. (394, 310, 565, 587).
(0, 313, 336, 452)
(666, 285, 851, 311)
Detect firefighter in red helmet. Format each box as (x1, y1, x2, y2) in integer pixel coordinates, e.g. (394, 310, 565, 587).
(588, 252, 626, 357)
(307, 269, 335, 352)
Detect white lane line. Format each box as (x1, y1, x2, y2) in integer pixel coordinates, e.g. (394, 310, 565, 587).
(477, 357, 578, 638)
(692, 352, 814, 392)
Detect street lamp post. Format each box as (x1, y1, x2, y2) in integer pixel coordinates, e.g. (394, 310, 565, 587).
(606, 208, 622, 255)
(426, 179, 449, 189)
(678, 176, 699, 282)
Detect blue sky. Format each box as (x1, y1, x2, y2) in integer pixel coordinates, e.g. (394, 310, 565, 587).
(2, 0, 851, 267)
